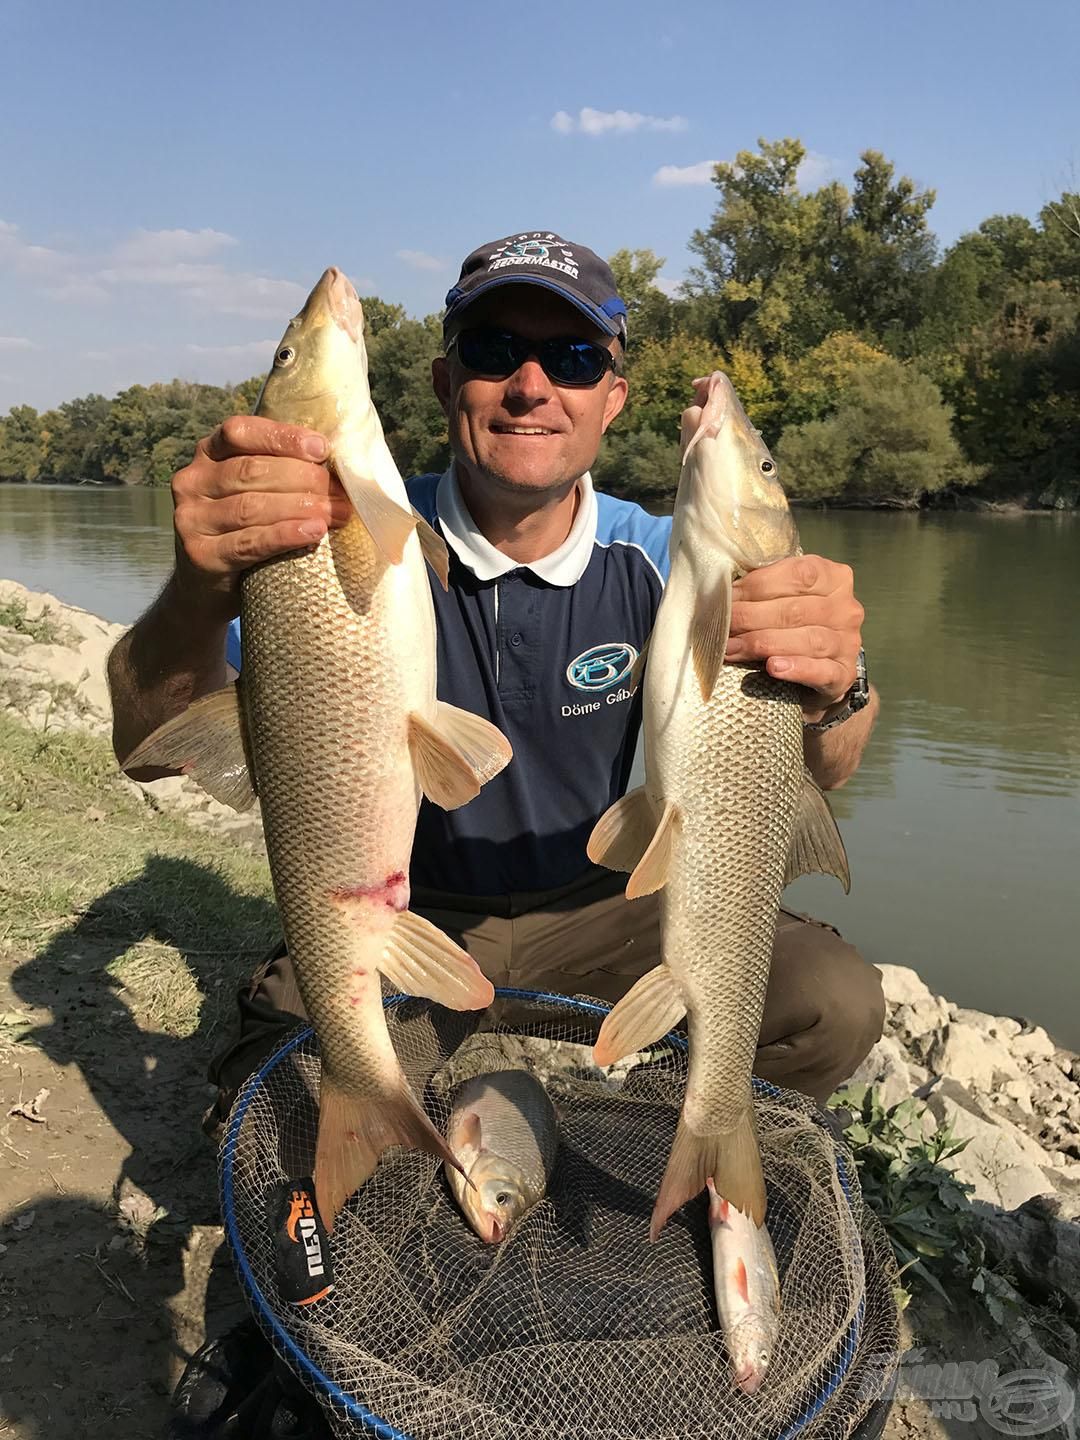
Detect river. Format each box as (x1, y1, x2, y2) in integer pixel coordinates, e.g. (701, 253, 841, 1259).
(2, 481, 1079, 1046)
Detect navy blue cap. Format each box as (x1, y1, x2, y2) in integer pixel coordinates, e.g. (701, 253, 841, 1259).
(443, 232, 628, 344)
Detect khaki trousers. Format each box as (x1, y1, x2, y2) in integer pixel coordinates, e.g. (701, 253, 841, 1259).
(207, 870, 884, 1124)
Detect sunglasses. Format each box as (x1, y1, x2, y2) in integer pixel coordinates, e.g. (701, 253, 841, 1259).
(447, 327, 618, 387)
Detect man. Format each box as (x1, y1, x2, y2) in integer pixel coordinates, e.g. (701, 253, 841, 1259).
(108, 231, 883, 1128)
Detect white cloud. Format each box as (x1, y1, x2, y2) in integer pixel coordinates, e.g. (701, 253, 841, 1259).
(551, 107, 687, 137)
(184, 339, 277, 360)
(654, 275, 684, 298)
(0, 335, 37, 350)
(112, 227, 238, 264)
(797, 151, 837, 190)
(395, 249, 448, 272)
(653, 159, 719, 187)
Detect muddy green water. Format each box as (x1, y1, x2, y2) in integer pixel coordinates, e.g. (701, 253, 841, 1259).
(2, 483, 1078, 1045)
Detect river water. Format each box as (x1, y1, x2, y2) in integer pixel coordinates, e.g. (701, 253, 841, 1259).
(3, 482, 1078, 1046)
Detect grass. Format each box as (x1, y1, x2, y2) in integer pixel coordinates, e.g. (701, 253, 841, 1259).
(0, 594, 75, 647)
(0, 711, 279, 1043)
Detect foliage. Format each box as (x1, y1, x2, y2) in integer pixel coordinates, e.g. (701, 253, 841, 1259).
(830, 1083, 1012, 1325)
(777, 362, 980, 505)
(0, 595, 74, 645)
(1, 140, 1077, 507)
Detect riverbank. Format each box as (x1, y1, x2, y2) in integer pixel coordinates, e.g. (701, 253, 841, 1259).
(0, 580, 1076, 1437)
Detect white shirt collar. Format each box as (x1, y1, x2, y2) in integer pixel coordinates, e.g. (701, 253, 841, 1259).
(434, 463, 598, 587)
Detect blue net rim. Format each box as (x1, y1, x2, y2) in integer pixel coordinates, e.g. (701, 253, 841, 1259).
(220, 987, 864, 1440)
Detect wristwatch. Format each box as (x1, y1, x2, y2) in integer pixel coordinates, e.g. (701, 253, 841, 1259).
(803, 648, 869, 734)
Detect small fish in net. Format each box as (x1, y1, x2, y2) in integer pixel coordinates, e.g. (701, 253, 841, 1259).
(221, 990, 900, 1440)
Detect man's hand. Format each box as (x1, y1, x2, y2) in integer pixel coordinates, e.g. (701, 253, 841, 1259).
(725, 555, 864, 724)
(172, 415, 351, 617)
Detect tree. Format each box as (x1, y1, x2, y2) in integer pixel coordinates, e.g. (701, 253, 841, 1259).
(618, 333, 724, 438)
(776, 332, 893, 428)
(593, 427, 682, 505)
(0, 405, 45, 481)
(607, 248, 675, 345)
(777, 361, 978, 506)
(367, 313, 450, 477)
(40, 393, 111, 483)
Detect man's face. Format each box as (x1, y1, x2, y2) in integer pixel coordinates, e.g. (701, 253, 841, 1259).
(431, 289, 628, 499)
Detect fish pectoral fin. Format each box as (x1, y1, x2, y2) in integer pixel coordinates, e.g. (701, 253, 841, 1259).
(379, 910, 495, 1011)
(690, 567, 733, 703)
(331, 449, 417, 564)
(586, 787, 656, 873)
(651, 1110, 766, 1240)
(455, 1111, 483, 1168)
(785, 771, 851, 893)
(120, 684, 256, 811)
(411, 507, 450, 590)
(314, 1071, 462, 1232)
(593, 964, 685, 1067)
(626, 800, 680, 900)
(408, 705, 512, 810)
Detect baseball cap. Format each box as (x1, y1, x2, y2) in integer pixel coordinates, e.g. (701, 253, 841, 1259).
(443, 232, 628, 344)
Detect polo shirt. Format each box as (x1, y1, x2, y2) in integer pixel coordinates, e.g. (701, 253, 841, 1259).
(226, 465, 672, 897)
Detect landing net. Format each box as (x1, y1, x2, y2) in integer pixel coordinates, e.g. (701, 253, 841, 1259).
(221, 989, 899, 1440)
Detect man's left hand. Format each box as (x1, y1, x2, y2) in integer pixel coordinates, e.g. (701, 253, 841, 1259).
(725, 555, 864, 724)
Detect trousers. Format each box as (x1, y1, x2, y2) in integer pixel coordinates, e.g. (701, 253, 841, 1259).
(207, 868, 884, 1125)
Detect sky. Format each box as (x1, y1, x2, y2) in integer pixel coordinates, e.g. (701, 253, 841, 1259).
(1, 0, 1077, 414)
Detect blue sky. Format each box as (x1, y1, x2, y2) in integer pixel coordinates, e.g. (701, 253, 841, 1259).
(2, 0, 1077, 413)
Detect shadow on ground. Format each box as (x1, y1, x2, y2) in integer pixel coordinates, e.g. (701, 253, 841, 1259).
(1, 854, 279, 1439)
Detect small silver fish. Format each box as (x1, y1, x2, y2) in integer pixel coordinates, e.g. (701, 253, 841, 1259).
(446, 1068, 559, 1243)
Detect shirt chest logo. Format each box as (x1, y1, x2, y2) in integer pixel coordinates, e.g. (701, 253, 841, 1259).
(566, 642, 639, 692)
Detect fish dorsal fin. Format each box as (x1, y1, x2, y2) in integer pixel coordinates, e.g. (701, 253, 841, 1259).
(626, 799, 680, 900)
(411, 507, 450, 590)
(593, 964, 686, 1067)
(379, 909, 495, 1010)
(121, 684, 256, 812)
(408, 704, 512, 811)
(587, 787, 656, 873)
(691, 568, 733, 703)
(785, 771, 851, 893)
(331, 447, 417, 564)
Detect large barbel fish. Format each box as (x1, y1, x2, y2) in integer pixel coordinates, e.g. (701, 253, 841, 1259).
(126, 268, 512, 1229)
(587, 371, 848, 1389)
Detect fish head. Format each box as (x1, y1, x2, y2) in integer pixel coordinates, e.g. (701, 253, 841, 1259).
(459, 1152, 534, 1244)
(727, 1311, 779, 1395)
(256, 267, 371, 435)
(676, 370, 799, 573)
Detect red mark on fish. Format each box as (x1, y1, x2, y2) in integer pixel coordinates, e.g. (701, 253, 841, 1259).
(330, 871, 409, 912)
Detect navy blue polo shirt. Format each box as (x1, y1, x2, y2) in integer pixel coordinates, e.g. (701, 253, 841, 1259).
(226, 465, 671, 896)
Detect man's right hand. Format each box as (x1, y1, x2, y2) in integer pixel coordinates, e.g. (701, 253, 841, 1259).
(172, 416, 353, 613)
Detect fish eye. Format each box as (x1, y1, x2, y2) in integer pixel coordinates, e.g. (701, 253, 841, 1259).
(760, 459, 775, 475)
(495, 1192, 511, 1207)
(275, 346, 296, 367)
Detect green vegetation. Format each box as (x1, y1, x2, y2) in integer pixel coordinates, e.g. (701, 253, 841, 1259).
(0, 712, 277, 1042)
(0, 594, 74, 646)
(2, 138, 1077, 507)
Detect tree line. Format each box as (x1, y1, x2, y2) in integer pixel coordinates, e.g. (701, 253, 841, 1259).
(2, 138, 1077, 509)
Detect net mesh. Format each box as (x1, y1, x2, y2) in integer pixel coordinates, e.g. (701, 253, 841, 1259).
(222, 991, 900, 1440)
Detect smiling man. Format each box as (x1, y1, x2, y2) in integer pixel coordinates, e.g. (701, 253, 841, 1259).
(108, 231, 884, 1130)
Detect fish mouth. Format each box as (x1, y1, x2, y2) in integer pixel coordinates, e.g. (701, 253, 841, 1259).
(681, 371, 732, 461)
(315, 265, 362, 341)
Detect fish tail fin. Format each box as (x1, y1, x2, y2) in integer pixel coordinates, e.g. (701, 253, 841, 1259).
(314, 1071, 460, 1232)
(650, 1108, 765, 1240)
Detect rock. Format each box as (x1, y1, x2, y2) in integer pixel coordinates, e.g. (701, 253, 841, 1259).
(1002, 1077, 1034, 1115)
(924, 1078, 1054, 1210)
(948, 1005, 1022, 1041)
(845, 1036, 926, 1111)
(974, 1191, 1080, 1315)
(1011, 1024, 1057, 1064)
(877, 964, 942, 1011)
(926, 1022, 1024, 1092)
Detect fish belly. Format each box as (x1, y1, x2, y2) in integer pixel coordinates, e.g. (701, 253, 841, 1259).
(240, 515, 435, 1095)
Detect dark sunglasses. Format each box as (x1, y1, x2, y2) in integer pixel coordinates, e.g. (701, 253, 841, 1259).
(447, 327, 618, 387)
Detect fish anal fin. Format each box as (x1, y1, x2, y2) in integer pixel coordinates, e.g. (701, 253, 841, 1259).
(314, 1071, 461, 1232)
(626, 800, 680, 900)
(785, 771, 851, 893)
(331, 450, 417, 564)
(379, 909, 495, 1011)
(411, 507, 450, 590)
(651, 1109, 766, 1240)
(121, 684, 256, 811)
(593, 964, 685, 1067)
(587, 787, 656, 873)
(691, 568, 733, 703)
